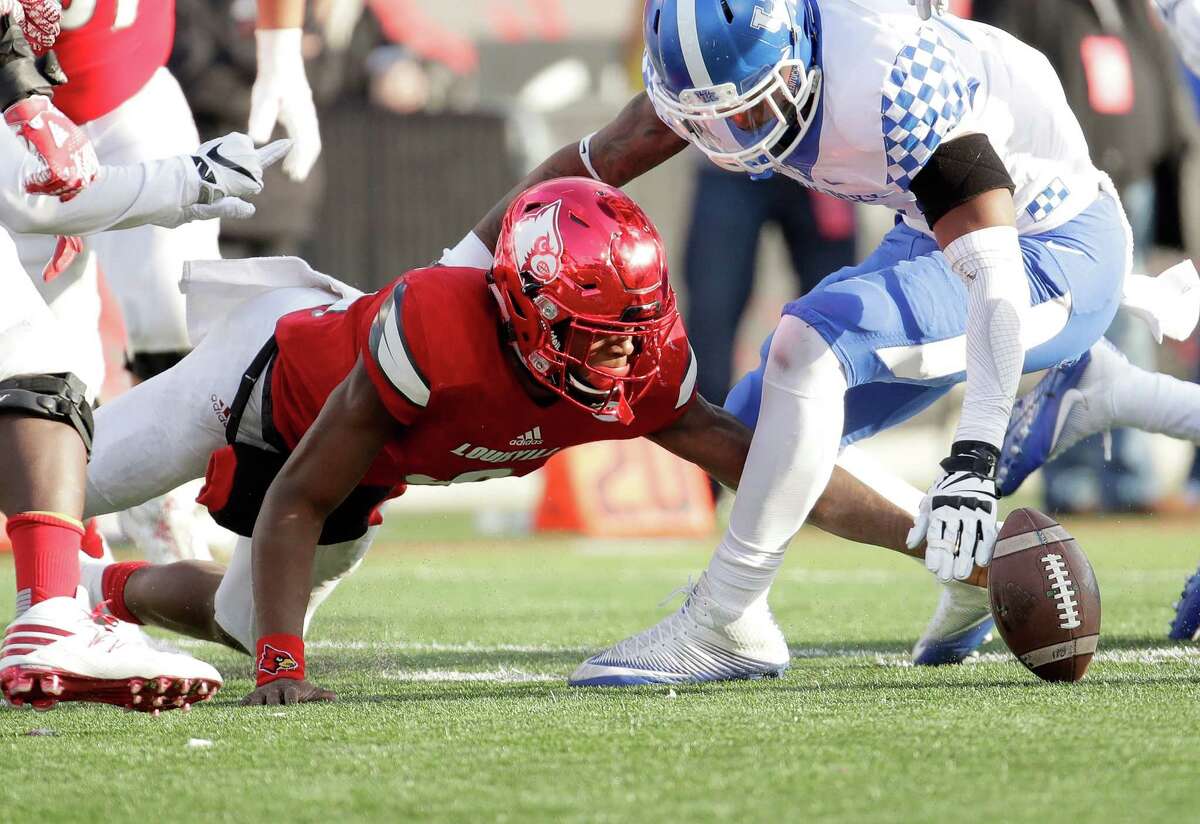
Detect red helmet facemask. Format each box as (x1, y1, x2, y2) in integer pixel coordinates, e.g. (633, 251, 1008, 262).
(490, 178, 679, 425)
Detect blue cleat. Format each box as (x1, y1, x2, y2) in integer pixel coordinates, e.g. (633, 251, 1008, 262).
(568, 575, 789, 686)
(912, 580, 995, 666)
(1168, 566, 1200, 641)
(998, 339, 1133, 496)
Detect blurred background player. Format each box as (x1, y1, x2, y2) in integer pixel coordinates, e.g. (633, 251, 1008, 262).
(11, 0, 319, 565)
(0, 2, 290, 711)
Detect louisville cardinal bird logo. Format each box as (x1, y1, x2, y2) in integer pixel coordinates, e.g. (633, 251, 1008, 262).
(257, 644, 299, 676)
(512, 200, 564, 283)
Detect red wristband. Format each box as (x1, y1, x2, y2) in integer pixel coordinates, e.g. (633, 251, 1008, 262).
(255, 634, 305, 686)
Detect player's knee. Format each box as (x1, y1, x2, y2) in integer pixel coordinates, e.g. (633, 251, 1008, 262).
(0, 372, 95, 454)
(764, 316, 846, 395)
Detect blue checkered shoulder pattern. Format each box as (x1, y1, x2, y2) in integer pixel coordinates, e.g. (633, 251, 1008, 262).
(881, 28, 970, 191)
(1026, 177, 1071, 222)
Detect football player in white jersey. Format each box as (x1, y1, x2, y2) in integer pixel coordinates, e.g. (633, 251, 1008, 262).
(0, 5, 290, 710)
(445, 0, 1200, 683)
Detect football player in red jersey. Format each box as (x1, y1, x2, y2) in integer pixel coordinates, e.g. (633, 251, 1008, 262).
(15, 0, 317, 565)
(75, 177, 920, 705)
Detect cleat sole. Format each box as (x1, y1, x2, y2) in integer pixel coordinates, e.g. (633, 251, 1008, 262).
(0, 665, 220, 714)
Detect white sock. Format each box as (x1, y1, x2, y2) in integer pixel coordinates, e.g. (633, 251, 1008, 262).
(705, 316, 847, 613)
(78, 553, 111, 609)
(1109, 359, 1200, 441)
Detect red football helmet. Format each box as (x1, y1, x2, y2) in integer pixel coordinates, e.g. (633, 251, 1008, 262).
(490, 177, 678, 424)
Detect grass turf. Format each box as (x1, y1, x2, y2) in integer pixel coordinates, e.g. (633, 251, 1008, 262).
(0, 515, 1197, 822)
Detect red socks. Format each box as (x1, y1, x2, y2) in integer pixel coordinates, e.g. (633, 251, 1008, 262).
(8, 512, 84, 613)
(100, 561, 150, 625)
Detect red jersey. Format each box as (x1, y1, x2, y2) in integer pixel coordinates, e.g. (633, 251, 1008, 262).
(53, 0, 175, 123)
(269, 267, 697, 490)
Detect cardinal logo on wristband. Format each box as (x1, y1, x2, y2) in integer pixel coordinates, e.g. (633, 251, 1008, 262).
(257, 643, 300, 676)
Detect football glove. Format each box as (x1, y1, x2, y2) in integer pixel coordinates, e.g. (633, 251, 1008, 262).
(5, 94, 97, 200)
(907, 441, 1000, 583)
(174, 133, 291, 225)
(907, 0, 948, 20)
(16, 0, 59, 54)
(248, 28, 320, 182)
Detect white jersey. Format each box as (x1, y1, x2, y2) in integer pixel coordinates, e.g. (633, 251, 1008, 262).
(754, 0, 1103, 236)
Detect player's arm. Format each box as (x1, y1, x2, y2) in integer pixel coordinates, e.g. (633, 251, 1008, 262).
(250, 0, 319, 181)
(906, 134, 1025, 582)
(648, 396, 917, 556)
(242, 359, 400, 707)
(446, 93, 686, 266)
(0, 129, 289, 236)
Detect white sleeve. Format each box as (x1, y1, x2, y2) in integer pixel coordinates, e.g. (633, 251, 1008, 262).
(1156, 0, 1200, 77)
(438, 231, 495, 268)
(0, 127, 198, 236)
(944, 225, 1028, 449)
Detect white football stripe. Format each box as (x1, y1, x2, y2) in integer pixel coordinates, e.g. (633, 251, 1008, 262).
(676, 0, 714, 87)
(379, 303, 430, 406)
(677, 345, 698, 409)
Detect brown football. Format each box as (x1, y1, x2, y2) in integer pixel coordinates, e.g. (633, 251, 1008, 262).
(987, 508, 1101, 682)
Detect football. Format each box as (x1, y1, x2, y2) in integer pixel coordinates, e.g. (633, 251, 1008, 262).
(988, 508, 1102, 682)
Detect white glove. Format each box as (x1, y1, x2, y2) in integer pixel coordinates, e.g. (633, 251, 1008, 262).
(249, 28, 321, 182)
(906, 0, 948, 20)
(906, 443, 999, 583)
(172, 133, 291, 226)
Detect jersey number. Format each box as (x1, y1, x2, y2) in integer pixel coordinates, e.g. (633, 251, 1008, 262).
(405, 469, 515, 486)
(62, 0, 140, 32)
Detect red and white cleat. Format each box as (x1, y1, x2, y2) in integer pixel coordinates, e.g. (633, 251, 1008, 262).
(0, 592, 221, 713)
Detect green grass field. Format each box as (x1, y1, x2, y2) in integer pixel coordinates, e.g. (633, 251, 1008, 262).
(0, 515, 1197, 822)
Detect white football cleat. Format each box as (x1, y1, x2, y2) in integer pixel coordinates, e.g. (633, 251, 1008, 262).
(911, 580, 994, 666)
(118, 480, 214, 564)
(0, 591, 221, 712)
(569, 575, 789, 686)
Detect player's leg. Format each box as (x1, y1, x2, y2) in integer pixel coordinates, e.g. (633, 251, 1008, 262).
(84, 528, 378, 655)
(0, 251, 220, 711)
(87, 68, 225, 563)
(682, 167, 770, 405)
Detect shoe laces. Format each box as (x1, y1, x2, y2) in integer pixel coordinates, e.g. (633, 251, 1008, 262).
(657, 576, 697, 609)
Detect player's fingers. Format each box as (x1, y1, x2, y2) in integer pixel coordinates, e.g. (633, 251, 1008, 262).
(256, 138, 294, 172)
(282, 684, 301, 705)
(279, 101, 320, 181)
(953, 524, 976, 581)
(240, 690, 267, 706)
(309, 688, 337, 703)
(977, 520, 998, 567)
(906, 508, 929, 550)
(248, 88, 281, 144)
(195, 199, 256, 222)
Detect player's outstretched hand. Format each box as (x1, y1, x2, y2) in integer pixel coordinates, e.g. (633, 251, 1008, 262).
(240, 678, 337, 707)
(6, 95, 98, 201)
(906, 444, 1000, 583)
(906, 0, 948, 20)
(171, 133, 291, 225)
(248, 28, 321, 182)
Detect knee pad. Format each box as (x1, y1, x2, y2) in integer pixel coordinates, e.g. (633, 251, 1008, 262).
(0, 372, 95, 454)
(125, 350, 188, 382)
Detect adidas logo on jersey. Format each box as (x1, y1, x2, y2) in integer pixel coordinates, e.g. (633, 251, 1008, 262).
(510, 427, 543, 446)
